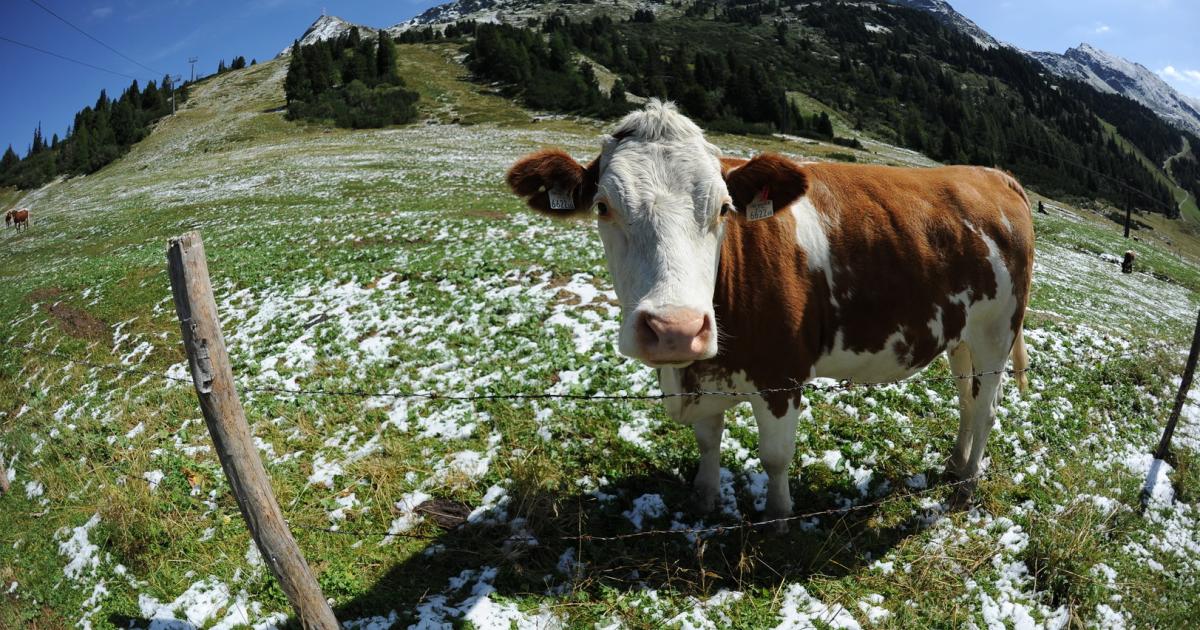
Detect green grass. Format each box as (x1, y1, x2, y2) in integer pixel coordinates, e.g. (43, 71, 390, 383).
(1, 44, 1198, 629)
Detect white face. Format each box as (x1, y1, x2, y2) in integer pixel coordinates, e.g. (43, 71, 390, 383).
(593, 134, 731, 367)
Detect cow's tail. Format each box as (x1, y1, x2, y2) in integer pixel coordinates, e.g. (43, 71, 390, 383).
(1011, 326, 1029, 395)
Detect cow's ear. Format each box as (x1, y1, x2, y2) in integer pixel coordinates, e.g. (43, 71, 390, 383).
(724, 153, 808, 215)
(506, 149, 599, 217)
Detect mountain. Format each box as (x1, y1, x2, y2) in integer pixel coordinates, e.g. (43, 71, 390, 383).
(278, 14, 377, 56)
(1028, 44, 1200, 137)
(886, 0, 1000, 49)
(882, 1, 1200, 136)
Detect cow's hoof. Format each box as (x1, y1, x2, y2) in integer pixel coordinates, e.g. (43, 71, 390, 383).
(948, 479, 977, 511)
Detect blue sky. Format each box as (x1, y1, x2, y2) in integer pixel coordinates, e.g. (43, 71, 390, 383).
(0, 0, 1196, 156)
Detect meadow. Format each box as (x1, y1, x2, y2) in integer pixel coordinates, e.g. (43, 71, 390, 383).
(1, 44, 1199, 629)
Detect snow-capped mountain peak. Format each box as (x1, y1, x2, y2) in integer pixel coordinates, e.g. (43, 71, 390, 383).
(278, 14, 378, 57)
(1031, 43, 1200, 136)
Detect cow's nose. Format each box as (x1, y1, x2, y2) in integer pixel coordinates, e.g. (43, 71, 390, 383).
(635, 307, 712, 364)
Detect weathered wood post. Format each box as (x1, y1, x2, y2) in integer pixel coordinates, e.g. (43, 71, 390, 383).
(1124, 206, 1132, 238)
(1142, 307, 1200, 510)
(167, 232, 339, 629)
(0, 454, 9, 495)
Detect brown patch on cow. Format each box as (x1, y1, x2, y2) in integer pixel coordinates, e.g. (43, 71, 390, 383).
(45, 302, 108, 339)
(719, 156, 748, 175)
(679, 159, 1034, 416)
(681, 202, 829, 415)
(506, 150, 599, 217)
(724, 153, 809, 212)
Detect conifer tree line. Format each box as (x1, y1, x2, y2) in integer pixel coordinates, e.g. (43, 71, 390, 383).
(217, 56, 254, 74)
(284, 28, 420, 129)
(0, 77, 188, 189)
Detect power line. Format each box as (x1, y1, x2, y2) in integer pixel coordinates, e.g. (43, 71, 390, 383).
(0, 35, 142, 81)
(26, 0, 163, 77)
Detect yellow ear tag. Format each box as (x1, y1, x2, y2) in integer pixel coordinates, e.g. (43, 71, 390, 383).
(746, 186, 774, 221)
(547, 188, 575, 211)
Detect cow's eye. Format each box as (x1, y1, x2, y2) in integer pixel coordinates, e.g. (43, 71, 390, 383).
(596, 202, 609, 217)
(720, 202, 733, 217)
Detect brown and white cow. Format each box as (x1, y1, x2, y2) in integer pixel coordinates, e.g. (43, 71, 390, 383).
(507, 101, 1033, 523)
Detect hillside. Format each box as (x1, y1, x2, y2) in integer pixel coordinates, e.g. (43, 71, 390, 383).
(2, 33, 1200, 630)
(280, 1, 1199, 220)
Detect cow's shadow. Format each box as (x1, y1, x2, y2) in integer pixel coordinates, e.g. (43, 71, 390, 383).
(328, 465, 957, 626)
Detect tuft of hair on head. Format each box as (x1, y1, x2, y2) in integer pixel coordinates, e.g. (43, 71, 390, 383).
(609, 98, 706, 144)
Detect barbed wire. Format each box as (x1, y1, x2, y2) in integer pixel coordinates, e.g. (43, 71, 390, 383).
(9, 341, 1032, 402)
(279, 475, 980, 542)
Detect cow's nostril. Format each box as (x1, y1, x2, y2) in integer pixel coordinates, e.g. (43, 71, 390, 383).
(636, 311, 660, 347)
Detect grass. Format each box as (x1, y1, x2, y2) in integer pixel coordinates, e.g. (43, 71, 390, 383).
(1, 43, 1199, 629)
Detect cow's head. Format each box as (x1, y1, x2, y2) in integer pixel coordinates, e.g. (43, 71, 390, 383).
(507, 100, 806, 367)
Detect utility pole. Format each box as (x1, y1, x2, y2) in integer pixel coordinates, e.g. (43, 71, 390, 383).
(1124, 206, 1133, 238)
(165, 74, 181, 114)
(188, 56, 197, 83)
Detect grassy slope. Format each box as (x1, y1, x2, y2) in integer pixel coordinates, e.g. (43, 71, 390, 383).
(1, 43, 1199, 629)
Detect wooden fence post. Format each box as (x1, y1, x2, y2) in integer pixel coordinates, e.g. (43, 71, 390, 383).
(1124, 206, 1132, 238)
(1142, 307, 1200, 509)
(167, 232, 339, 629)
(0, 453, 9, 495)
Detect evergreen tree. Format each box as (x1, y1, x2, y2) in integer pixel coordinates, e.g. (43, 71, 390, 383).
(0, 145, 18, 173)
(376, 31, 399, 84)
(284, 40, 312, 104)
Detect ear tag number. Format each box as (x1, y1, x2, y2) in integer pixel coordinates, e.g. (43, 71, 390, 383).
(747, 185, 773, 221)
(548, 188, 575, 211)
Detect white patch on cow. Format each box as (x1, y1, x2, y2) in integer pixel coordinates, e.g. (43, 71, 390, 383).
(998, 208, 1014, 234)
(960, 220, 1019, 338)
(813, 329, 925, 384)
(791, 196, 831, 272)
(928, 305, 945, 345)
(593, 100, 728, 362)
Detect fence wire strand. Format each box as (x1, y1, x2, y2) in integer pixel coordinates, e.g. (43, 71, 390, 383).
(278, 475, 980, 542)
(10, 341, 1033, 402)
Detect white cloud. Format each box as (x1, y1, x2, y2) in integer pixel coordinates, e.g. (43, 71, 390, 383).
(92, 6, 113, 19)
(1093, 23, 1111, 35)
(1160, 65, 1200, 85)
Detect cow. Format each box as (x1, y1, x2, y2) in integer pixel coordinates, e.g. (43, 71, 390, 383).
(507, 100, 1033, 526)
(5, 208, 30, 232)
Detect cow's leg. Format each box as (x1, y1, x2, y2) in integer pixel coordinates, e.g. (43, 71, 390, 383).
(947, 343, 975, 478)
(955, 337, 1010, 486)
(750, 398, 800, 529)
(690, 412, 724, 513)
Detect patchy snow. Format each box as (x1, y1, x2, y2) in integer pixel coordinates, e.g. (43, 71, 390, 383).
(775, 583, 861, 629)
(623, 493, 668, 531)
(143, 469, 165, 492)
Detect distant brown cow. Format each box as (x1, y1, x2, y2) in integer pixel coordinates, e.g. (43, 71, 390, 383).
(5, 208, 30, 231)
